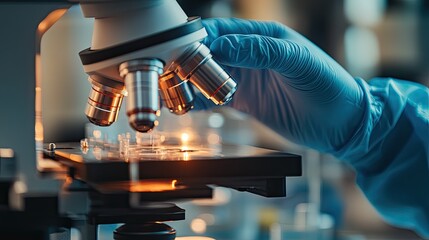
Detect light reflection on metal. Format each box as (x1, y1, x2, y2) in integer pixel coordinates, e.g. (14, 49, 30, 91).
(171, 179, 178, 189)
(62, 176, 74, 190)
(56, 151, 84, 163)
(37, 9, 68, 33)
(35, 54, 44, 144)
(129, 180, 178, 192)
(35, 8, 68, 154)
(69, 154, 84, 162)
(35, 121, 44, 142)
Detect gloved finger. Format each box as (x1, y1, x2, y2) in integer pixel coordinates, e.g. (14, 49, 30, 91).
(210, 34, 358, 104)
(202, 18, 288, 47)
(210, 34, 316, 78)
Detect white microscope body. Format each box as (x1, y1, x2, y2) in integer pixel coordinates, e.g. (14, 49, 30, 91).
(79, 0, 237, 132)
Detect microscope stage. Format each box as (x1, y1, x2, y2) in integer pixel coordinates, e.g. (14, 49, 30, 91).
(50, 142, 301, 198)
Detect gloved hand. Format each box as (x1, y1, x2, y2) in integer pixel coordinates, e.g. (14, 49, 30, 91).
(195, 19, 429, 238)
(195, 18, 366, 154)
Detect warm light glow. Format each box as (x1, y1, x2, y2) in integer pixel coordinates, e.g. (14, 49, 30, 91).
(35, 121, 44, 142)
(56, 151, 84, 163)
(171, 179, 178, 188)
(181, 145, 189, 151)
(0, 148, 14, 158)
(129, 180, 178, 192)
(69, 154, 84, 162)
(180, 132, 191, 160)
(207, 133, 221, 145)
(64, 176, 73, 185)
(82, 148, 89, 155)
(190, 218, 207, 234)
(181, 133, 190, 143)
(183, 152, 190, 161)
(35, 87, 42, 112)
(122, 89, 128, 96)
(35, 54, 42, 89)
(35, 54, 43, 143)
(179, 114, 193, 127)
(37, 9, 68, 33)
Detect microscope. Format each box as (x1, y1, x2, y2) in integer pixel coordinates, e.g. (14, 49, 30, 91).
(0, 1, 301, 239)
(79, 0, 237, 132)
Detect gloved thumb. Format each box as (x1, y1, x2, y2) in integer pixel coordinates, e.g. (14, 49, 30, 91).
(209, 34, 318, 81)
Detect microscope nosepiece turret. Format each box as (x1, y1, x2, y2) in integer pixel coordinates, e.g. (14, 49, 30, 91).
(78, 1, 237, 133)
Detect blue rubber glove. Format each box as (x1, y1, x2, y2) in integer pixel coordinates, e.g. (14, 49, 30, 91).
(196, 18, 429, 237)
(196, 18, 365, 154)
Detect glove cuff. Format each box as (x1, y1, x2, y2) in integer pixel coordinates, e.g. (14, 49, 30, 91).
(333, 77, 411, 171)
(332, 77, 383, 164)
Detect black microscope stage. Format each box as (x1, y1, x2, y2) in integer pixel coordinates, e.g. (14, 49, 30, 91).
(50, 142, 302, 199)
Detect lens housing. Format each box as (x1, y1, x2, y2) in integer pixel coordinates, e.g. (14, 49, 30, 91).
(159, 71, 195, 115)
(176, 43, 237, 105)
(85, 79, 124, 127)
(119, 59, 164, 133)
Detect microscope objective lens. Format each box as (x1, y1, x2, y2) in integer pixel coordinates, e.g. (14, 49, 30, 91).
(176, 43, 237, 105)
(120, 59, 164, 132)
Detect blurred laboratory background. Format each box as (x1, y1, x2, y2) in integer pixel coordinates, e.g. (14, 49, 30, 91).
(40, 0, 428, 239)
